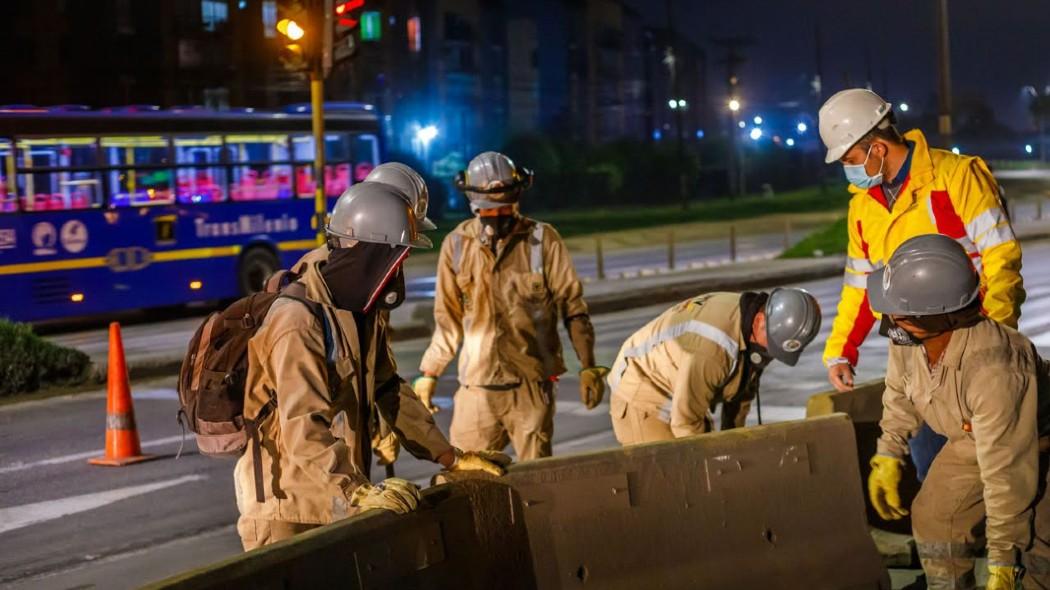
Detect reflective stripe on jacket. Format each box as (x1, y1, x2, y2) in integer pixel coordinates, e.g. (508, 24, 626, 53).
(420, 217, 589, 385)
(608, 292, 752, 437)
(234, 247, 452, 525)
(877, 319, 1050, 564)
(823, 129, 1024, 367)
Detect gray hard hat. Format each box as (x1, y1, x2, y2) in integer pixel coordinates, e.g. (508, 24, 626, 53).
(364, 162, 437, 231)
(867, 233, 978, 316)
(765, 288, 822, 366)
(454, 151, 533, 208)
(326, 181, 432, 249)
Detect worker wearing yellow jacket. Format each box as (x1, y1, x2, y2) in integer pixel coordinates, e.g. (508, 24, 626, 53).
(819, 89, 1024, 386)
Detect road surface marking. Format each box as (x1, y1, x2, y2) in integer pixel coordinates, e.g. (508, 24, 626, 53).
(0, 474, 207, 535)
(0, 435, 186, 475)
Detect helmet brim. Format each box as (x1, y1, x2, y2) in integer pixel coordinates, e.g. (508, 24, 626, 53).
(420, 217, 438, 231)
(824, 144, 848, 164)
(769, 346, 803, 367)
(866, 267, 894, 314)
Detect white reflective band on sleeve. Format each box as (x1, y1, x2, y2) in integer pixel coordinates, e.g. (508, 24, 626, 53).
(529, 223, 545, 275)
(843, 271, 868, 289)
(846, 256, 876, 273)
(450, 233, 462, 275)
(607, 320, 739, 391)
(967, 208, 1016, 250)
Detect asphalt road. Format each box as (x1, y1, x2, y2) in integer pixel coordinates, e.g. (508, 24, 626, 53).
(5, 240, 1050, 589)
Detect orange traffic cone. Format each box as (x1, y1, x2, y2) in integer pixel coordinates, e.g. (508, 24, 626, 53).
(89, 322, 156, 466)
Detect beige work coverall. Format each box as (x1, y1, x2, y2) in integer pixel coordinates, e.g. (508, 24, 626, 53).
(608, 292, 758, 444)
(877, 318, 1050, 588)
(234, 249, 453, 550)
(420, 217, 595, 460)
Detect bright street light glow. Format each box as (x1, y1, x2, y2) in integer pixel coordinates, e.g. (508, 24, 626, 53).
(786, 137, 796, 147)
(416, 125, 438, 145)
(749, 128, 762, 140)
(728, 98, 741, 112)
(951, 146, 961, 155)
(738, 121, 746, 129)
(695, 129, 705, 139)
(1026, 144, 1034, 154)
(899, 102, 910, 112)
(678, 99, 687, 108)
(796, 122, 808, 133)
(753, 115, 763, 125)
(668, 99, 677, 109)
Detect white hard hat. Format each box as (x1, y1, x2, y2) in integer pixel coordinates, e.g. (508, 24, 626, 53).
(365, 162, 437, 231)
(818, 89, 892, 164)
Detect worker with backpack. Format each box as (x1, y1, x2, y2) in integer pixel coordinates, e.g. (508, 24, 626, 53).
(179, 181, 509, 551)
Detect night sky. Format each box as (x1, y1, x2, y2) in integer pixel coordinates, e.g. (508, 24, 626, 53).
(627, 0, 1050, 131)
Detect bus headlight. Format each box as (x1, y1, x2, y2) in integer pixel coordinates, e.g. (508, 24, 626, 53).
(71, 293, 85, 303)
(189, 280, 203, 290)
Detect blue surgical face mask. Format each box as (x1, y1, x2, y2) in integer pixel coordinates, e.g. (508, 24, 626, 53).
(843, 144, 884, 188)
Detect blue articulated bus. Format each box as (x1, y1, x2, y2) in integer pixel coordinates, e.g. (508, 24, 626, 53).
(0, 104, 382, 323)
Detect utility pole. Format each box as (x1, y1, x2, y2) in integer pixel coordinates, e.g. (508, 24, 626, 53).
(935, 0, 953, 147)
(714, 36, 753, 198)
(665, 0, 688, 210)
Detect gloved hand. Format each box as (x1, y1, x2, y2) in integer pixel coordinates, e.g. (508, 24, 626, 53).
(348, 478, 421, 515)
(579, 366, 610, 409)
(413, 376, 439, 414)
(986, 564, 1022, 590)
(868, 455, 909, 520)
(447, 448, 513, 477)
(372, 430, 400, 466)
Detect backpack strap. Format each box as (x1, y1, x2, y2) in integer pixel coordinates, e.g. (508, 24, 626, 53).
(529, 222, 545, 277)
(449, 233, 463, 275)
(246, 395, 277, 503)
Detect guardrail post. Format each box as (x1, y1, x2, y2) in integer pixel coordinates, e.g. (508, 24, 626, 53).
(668, 230, 676, 270)
(595, 236, 605, 280)
(729, 225, 737, 263)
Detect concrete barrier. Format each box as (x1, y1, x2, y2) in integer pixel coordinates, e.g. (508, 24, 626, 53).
(145, 480, 536, 590)
(806, 380, 920, 535)
(151, 414, 887, 589)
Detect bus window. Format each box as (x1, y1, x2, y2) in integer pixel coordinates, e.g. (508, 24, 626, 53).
(174, 136, 226, 204)
(102, 136, 174, 207)
(291, 133, 351, 198)
(226, 134, 292, 201)
(15, 137, 102, 211)
(350, 133, 380, 182)
(0, 140, 13, 213)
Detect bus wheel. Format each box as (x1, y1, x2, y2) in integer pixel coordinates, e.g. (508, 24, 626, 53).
(238, 247, 280, 295)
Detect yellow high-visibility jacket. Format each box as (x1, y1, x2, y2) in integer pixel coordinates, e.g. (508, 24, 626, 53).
(823, 129, 1024, 368)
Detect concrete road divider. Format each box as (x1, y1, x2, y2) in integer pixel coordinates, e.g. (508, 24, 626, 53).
(149, 414, 887, 589)
(807, 380, 920, 535)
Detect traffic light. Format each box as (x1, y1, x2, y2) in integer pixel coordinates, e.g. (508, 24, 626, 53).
(275, 0, 313, 71)
(332, 0, 362, 65)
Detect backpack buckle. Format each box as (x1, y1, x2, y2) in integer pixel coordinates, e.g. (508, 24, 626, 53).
(241, 314, 256, 329)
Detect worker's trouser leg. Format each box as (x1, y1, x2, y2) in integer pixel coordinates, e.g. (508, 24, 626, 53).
(449, 381, 555, 461)
(236, 515, 320, 551)
(610, 395, 674, 446)
(1023, 453, 1050, 589)
(912, 441, 984, 590)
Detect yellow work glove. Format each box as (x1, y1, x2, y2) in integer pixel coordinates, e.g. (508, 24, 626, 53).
(579, 366, 610, 409)
(348, 478, 421, 515)
(372, 430, 400, 466)
(986, 565, 1023, 590)
(448, 448, 513, 477)
(868, 455, 909, 521)
(413, 376, 439, 414)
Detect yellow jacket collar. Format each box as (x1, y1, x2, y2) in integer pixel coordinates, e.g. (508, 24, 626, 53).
(845, 128, 935, 196)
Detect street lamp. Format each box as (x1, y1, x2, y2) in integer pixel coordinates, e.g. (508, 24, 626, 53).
(796, 122, 808, 133)
(737, 120, 746, 129)
(668, 99, 678, 109)
(749, 128, 762, 141)
(786, 137, 796, 147)
(1026, 144, 1034, 155)
(753, 115, 763, 125)
(899, 102, 910, 112)
(416, 124, 438, 146)
(728, 98, 741, 112)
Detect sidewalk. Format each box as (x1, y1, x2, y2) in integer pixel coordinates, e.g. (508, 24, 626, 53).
(45, 219, 1050, 386)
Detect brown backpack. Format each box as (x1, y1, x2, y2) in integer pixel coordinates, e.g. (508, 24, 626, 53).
(177, 270, 331, 502)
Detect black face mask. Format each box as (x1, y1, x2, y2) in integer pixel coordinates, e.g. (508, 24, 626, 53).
(320, 242, 409, 313)
(376, 268, 406, 311)
(880, 317, 922, 346)
(479, 214, 518, 245)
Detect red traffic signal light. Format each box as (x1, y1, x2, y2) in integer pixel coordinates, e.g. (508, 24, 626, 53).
(335, 0, 364, 28)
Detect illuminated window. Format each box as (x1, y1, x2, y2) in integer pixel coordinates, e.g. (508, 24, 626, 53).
(174, 136, 226, 204)
(291, 133, 352, 198)
(201, 0, 229, 32)
(407, 16, 422, 52)
(0, 140, 13, 213)
(101, 136, 174, 207)
(351, 134, 380, 182)
(15, 137, 102, 211)
(262, 0, 277, 38)
(226, 134, 292, 201)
